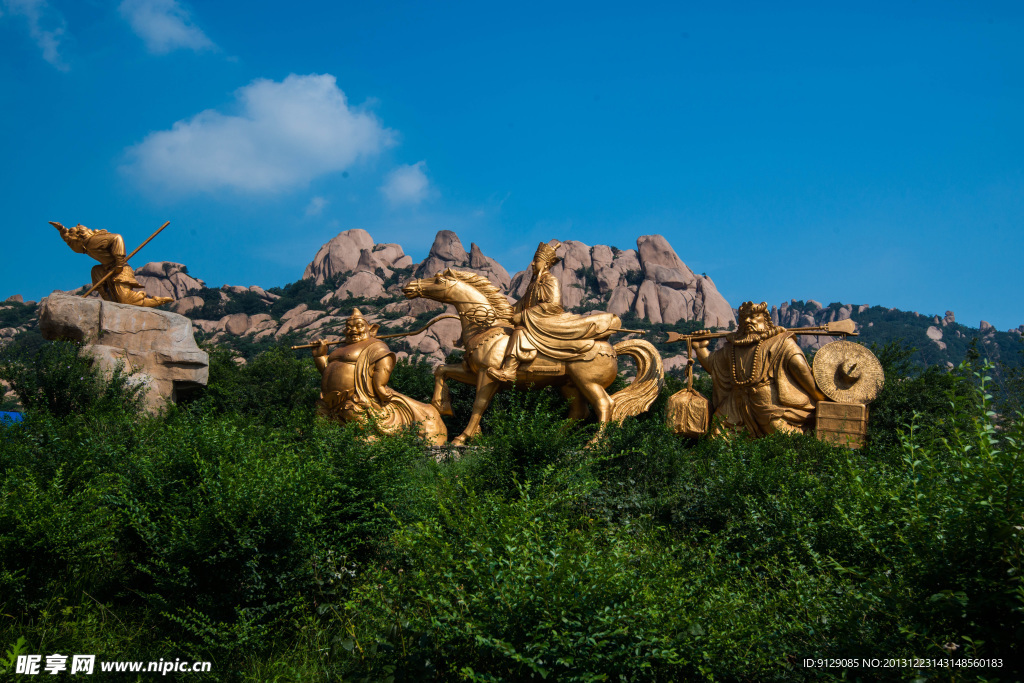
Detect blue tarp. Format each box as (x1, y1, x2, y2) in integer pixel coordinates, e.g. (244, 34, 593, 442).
(0, 411, 24, 424)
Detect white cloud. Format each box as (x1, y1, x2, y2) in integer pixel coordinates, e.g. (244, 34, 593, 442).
(1, 0, 68, 70)
(380, 161, 431, 206)
(119, 0, 213, 54)
(124, 73, 396, 195)
(305, 196, 328, 217)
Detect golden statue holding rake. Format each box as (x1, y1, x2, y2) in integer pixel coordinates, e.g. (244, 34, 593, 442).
(665, 301, 883, 446)
(50, 220, 174, 307)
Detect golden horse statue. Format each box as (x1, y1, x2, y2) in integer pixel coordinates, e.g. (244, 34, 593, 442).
(402, 268, 663, 445)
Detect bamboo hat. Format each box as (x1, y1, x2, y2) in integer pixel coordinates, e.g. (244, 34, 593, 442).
(812, 341, 884, 404)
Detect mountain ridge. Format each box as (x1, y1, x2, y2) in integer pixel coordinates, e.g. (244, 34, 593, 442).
(2, 229, 1021, 372)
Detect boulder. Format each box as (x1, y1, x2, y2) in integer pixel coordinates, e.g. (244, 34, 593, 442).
(417, 230, 469, 273)
(303, 229, 376, 284)
(221, 313, 251, 336)
(356, 249, 390, 277)
(403, 317, 463, 366)
(282, 304, 309, 321)
(38, 292, 208, 413)
(330, 271, 388, 300)
(277, 309, 325, 337)
(382, 298, 449, 317)
(134, 262, 205, 300)
(170, 295, 204, 315)
(607, 286, 634, 316)
(413, 231, 511, 291)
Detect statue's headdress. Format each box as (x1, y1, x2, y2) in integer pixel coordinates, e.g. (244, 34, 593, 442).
(533, 240, 562, 267)
(737, 301, 770, 319)
(345, 307, 378, 338)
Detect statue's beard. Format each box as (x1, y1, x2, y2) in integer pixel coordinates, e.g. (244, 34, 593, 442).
(728, 326, 779, 346)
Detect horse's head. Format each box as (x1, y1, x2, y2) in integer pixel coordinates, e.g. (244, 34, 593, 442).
(402, 268, 459, 302)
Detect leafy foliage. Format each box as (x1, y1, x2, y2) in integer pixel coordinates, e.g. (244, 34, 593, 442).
(1, 342, 1022, 682)
(0, 339, 144, 417)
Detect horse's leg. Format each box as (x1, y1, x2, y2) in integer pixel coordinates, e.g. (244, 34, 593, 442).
(432, 362, 467, 416)
(452, 372, 501, 446)
(568, 360, 616, 445)
(559, 383, 590, 421)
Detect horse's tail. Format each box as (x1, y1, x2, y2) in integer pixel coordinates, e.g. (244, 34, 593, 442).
(610, 339, 665, 421)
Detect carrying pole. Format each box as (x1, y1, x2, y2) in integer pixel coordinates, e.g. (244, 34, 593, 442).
(665, 318, 857, 343)
(290, 314, 462, 350)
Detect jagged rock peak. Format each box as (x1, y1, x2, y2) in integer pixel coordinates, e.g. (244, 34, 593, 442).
(415, 231, 511, 291)
(508, 234, 735, 328)
(303, 229, 411, 285)
(134, 262, 206, 300)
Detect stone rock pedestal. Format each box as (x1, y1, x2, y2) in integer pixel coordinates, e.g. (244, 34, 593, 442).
(39, 293, 209, 413)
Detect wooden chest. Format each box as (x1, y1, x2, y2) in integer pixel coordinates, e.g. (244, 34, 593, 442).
(816, 401, 869, 449)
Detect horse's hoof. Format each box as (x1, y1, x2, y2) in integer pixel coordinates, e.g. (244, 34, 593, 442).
(451, 435, 468, 446)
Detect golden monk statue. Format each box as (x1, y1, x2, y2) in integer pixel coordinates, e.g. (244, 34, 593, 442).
(311, 308, 447, 446)
(487, 240, 622, 382)
(692, 300, 826, 436)
(50, 222, 172, 307)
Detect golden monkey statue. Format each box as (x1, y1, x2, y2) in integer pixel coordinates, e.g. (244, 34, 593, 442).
(50, 222, 172, 307)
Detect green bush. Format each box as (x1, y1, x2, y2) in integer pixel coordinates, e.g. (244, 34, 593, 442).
(2, 340, 1022, 681)
(0, 339, 144, 417)
(196, 345, 320, 427)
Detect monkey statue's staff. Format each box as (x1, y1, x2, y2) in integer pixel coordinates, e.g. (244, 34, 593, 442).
(50, 221, 173, 307)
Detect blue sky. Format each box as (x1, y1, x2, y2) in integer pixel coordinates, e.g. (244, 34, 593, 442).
(2, 0, 1022, 330)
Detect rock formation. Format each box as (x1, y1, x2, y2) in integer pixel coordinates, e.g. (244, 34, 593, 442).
(509, 235, 735, 328)
(38, 292, 208, 413)
(414, 230, 512, 291)
(303, 228, 417, 302)
(134, 262, 205, 299)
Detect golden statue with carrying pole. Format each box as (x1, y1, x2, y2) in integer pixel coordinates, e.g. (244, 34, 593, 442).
(293, 309, 448, 446)
(665, 302, 883, 447)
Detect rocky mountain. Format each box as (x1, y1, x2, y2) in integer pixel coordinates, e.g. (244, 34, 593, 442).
(113, 229, 732, 365)
(506, 235, 734, 328)
(4, 229, 1021, 374)
(768, 299, 1024, 370)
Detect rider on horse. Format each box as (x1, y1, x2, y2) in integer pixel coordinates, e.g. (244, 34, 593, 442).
(487, 240, 622, 383)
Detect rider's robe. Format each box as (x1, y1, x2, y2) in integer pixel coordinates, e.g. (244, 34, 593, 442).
(509, 270, 621, 361)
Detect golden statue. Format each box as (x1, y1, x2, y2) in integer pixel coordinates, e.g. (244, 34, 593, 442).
(309, 308, 448, 446)
(689, 301, 826, 436)
(402, 240, 663, 446)
(50, 222, 173, 307)
(487, 240, 623, 383)
(666, 309, 883, 446)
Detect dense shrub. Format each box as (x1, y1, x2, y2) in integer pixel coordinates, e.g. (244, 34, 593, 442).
(197, 345, 320, 427)
(1, 341, 1021, 681)
(0, 339, 144, 417)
